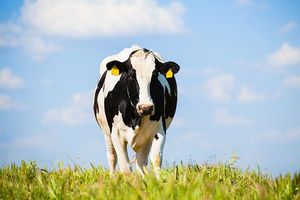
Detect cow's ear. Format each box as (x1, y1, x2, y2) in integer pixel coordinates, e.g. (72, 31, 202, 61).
(106, 61, 126, 76)
(163, 61, 180, 79)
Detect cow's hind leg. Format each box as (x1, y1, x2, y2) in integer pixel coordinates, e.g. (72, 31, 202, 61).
(104, 134, 117, 174)
(150, 130, 166, 178)
(111, 129, 132, 174)
(136, 140, 152, 176)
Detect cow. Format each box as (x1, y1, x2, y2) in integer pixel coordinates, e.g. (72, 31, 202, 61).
(93, 45, 180, 177)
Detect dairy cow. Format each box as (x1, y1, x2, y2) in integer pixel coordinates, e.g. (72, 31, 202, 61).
(93, 46, 180, 176)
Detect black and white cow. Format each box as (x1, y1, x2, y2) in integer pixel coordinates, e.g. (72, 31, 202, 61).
(93, 46, 180, 176)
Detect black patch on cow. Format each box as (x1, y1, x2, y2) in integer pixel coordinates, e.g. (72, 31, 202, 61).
(106, 60, 126, 72)
(150, 70, 166, 131)
(155, 59, 180, 119)
(104, 67, 142, 133)
(155, 59, 180, 121)
(164, 62, 179, 119)
(165, 77, 178, 119)
(154, 134, 159, 140)
(160, 61, 180, 74)
(93, 70, 107, 119)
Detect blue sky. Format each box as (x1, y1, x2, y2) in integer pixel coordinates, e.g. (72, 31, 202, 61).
(1, 0, 300, 175)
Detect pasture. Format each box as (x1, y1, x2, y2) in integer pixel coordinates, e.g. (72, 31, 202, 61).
(1, 161, 299, 199)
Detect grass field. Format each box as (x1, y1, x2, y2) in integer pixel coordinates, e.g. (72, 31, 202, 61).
(0, 161, 299, 200)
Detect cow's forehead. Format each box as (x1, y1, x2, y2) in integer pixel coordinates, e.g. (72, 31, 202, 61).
(130, 49, 158, 76)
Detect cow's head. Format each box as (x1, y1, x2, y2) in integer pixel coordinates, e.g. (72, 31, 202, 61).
(105, 48, 180, 117)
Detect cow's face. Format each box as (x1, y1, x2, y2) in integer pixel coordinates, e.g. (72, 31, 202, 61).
(106, 48, 180, 117)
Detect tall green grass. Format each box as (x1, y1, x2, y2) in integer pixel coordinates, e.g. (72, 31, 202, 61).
(0, 161, 299, 199)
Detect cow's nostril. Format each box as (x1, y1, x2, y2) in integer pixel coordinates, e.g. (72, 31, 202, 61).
(146, 105, 153, 113)
(137, 104, 154, 115)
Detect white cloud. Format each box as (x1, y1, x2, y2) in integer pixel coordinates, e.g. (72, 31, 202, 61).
(203, 74, 235, 103)
(0, 68, 25, 112)
(43, 90, 92, 126)
(252, 127, 300, 143)
(0, 0, 186, 60)
(0, 68, 25, 89)
(22, 35, 61, 61)
(0, 23, 21, 48)
(237, 86, 267, 103)
(284, 75, 300, 88)
(280, 21, 297, 34)
(236, 0, 253, 7)
(44, 107, 88, 126)
(0, 94, 25, 111)
(212, 108, 253, 126)
(202, 74, 268, 104)
(0, 22, 61, 61)
(21, 0, 186, 38)
(13, 132, 55, 148)
(272, 75, 300, 98)
(0, 94, 17, 111)
(266, 43, 300, 68)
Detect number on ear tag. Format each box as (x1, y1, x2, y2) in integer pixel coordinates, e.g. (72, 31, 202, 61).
(166, 69, 173, 78)
(111, 66, 120, 76)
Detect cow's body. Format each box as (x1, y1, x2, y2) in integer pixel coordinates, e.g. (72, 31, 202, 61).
(93, 46, 179, 176)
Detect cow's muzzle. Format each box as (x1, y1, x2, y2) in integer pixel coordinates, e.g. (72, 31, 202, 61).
(137, 104, 154, 116)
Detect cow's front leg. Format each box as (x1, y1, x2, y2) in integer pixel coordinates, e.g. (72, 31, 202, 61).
(150, 130, 166, 178)
(136, 140, 152, 176)
(111, 128, 132, 174)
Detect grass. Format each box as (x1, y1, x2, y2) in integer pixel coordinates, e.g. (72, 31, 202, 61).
(0, 161, 299, 200)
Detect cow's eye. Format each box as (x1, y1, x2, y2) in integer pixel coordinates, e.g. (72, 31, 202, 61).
(152, 70, 159, 77)
(127, 70, 136, 81)
(128, 75, 136, 82)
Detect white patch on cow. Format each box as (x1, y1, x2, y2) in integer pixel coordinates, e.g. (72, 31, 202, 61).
(135, 140, 152, 176)
(99, 45, 141, 76)
(103, 133, 117, 173)
(150, 125, 166, 178)
(112, 112, 136, 144)
(112, 112, 160, 152)
(95, 89, 109, 135)
(110, 111, 161, 175)
(110, 112, 132, 172)
(130, 49, 156, 106)
(103, 72, 121, 97)
(131, 116, 160, 151)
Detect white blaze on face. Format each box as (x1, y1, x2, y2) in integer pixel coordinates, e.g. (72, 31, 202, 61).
(130, 50, 156, 106)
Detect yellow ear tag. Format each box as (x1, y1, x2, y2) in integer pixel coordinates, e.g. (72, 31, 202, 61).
(111, 66, 120, 76)
(166, 69, 173, 78)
